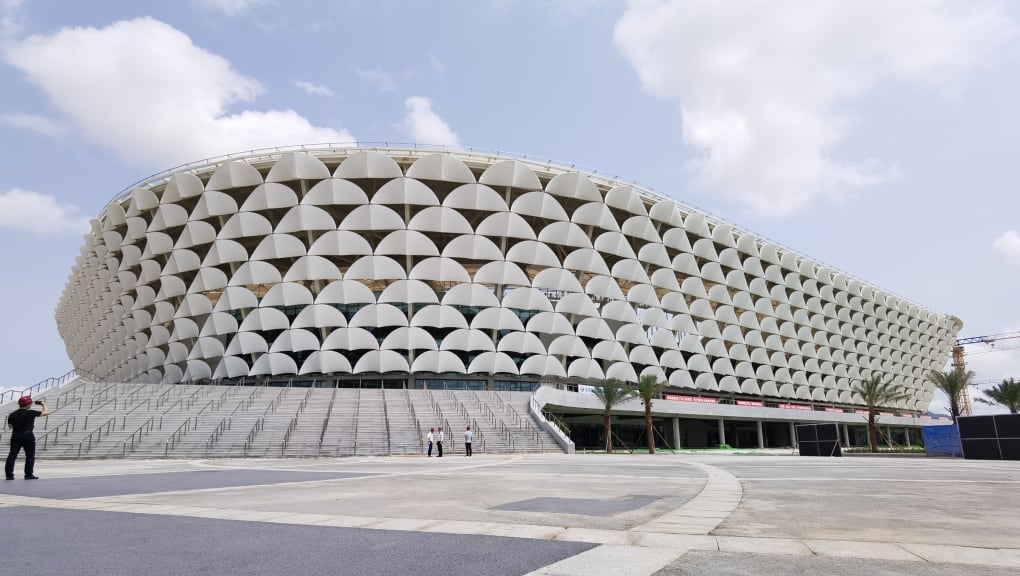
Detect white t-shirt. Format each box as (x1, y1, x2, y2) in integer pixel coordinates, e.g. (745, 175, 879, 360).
(465, 429, 473, 443)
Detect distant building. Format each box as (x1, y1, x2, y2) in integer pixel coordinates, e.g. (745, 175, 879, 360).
(55, 146, 960, 447)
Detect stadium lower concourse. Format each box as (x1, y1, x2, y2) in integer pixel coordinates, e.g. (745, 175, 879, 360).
(45, 145, 961, 453)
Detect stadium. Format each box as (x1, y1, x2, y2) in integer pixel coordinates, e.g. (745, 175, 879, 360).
(38, 145, 960, 454)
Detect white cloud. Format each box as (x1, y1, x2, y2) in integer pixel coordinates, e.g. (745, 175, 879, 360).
(1, 0, 23, 38)
(0, 112, 66, 138)
(357, 66, 396, 93)
(614, 0, 1015, 217)
(404, 97, 459, 147)
(429, 54, 445, 76)
(3, 18, 353, 170)
(293, 80, 334, 97)
(993, 230, 1020, 265)
(0, 188, 90, 235)
(195, 0, 266, 17)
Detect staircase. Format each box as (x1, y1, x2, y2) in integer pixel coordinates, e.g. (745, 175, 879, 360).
(1, 380, 562, 459)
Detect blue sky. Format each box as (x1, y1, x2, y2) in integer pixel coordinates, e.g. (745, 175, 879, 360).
(2, 0, 1019, 414)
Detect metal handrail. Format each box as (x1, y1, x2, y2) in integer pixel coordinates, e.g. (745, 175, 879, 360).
(407, 390, 423, 453)
(501, 395, 526, 427)
(154, 387, 175, 409)
(443, 418, 454, 454)
(38, 417, 77, 450)
(281, 415, 299, 454)
(120, 383, 153, 407)
(123, 398, 151, 418)
(50, 379, 91, 410)
(242, 417, 265, 456)
(121, 415, 161, 456)
(229, 388, 259, 416)
(349, 388, 361, 456)
(164, 416, 198, 457)
(298, 386, 313, 413)
(84, 397, 117, 428)
(77, 416, 118, 457)
(382, 388, 391, 455)
(470, 417, 486, 453)
(161, 397, 185, 414)
(0, 368, 82, 405)
(89, 382, 120, 409)
(241, 387, 284, 456)
(197, 393, 228, 416)
(204, 417, 231, 454)
(180, 386, 211, 411)
(318, 388, 337, 453)
(43, 397, 82, 428)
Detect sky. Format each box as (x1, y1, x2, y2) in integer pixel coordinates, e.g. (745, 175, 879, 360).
(2, 0, 1019, 415)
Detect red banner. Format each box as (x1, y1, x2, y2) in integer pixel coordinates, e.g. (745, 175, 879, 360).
(664, 394, 717, 404)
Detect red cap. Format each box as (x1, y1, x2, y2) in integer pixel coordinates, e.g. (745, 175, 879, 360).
(18, 396, 32, 407)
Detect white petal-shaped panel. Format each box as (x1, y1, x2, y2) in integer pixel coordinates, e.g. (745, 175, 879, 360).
(353, 350, 409, 374)
(406, 153, 475, 183)
(334, 150, 403, 179)
(478, 160, 541, 189)
(411, 304, 469, 329)
(411, 350, 467, 374)
(253, 352, 297, 375)
(442, 283, 500, 308)
(409, 257, 471, 283)
(443, 183, 508, 212)
(266, 152, 331, 182)
(300, 351, 353, 375)
(240, 183, 297, 212)
(373, 177, 440, 206)
(468, 351, 519, 375)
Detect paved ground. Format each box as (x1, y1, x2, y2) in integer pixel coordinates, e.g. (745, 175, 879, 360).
(1, 452, 1018, 575)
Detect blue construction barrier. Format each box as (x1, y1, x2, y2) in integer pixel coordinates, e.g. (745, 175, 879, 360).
(923, 424, 962, 457)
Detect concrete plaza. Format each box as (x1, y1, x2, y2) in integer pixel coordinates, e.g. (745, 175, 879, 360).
(1, 452, 1018, 575)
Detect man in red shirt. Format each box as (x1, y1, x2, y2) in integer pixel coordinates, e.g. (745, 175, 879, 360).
(6, 396, 48, 480)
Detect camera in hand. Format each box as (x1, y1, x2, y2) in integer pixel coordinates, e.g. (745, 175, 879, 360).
(34, 401, 43, 405)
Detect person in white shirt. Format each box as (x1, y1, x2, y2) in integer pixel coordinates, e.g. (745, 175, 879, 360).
(464, 425, 473, 457)
(437, 427, 444, 457)
(426, 428, 435, 457)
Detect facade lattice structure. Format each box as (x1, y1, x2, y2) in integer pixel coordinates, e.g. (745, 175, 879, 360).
(55, 146, 962, 413)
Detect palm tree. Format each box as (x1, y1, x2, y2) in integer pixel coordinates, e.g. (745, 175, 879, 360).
(926, 369, 974, 423)
(635, 374, 666, 453)
(851, 374, 911, 452)
(976, 377, 1020, 413)
(592, 378, 637, 453)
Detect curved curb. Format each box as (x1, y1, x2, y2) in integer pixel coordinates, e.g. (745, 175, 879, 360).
(630, 459, 742, 536)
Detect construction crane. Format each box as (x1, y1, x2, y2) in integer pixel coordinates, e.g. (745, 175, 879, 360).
(951, 330, 1020, 416)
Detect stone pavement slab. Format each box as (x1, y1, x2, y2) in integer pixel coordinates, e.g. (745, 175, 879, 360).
(1, 453, 1018, 576)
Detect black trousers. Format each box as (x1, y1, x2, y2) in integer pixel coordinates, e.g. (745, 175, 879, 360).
(437, 441, 443, 457)
(465, 442, 472, 456)
(5, 432, 36, 478)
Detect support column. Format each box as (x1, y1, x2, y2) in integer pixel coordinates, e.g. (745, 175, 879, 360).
(672, 417, 681, 449)
(718, 418, 726, 447)
(790, 422, 798, 448)
(756, 420, 764, 449)
(842, 424, 850, 447)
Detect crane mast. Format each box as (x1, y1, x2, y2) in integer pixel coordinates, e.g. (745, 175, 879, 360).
(951, 330, 1020, 416)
